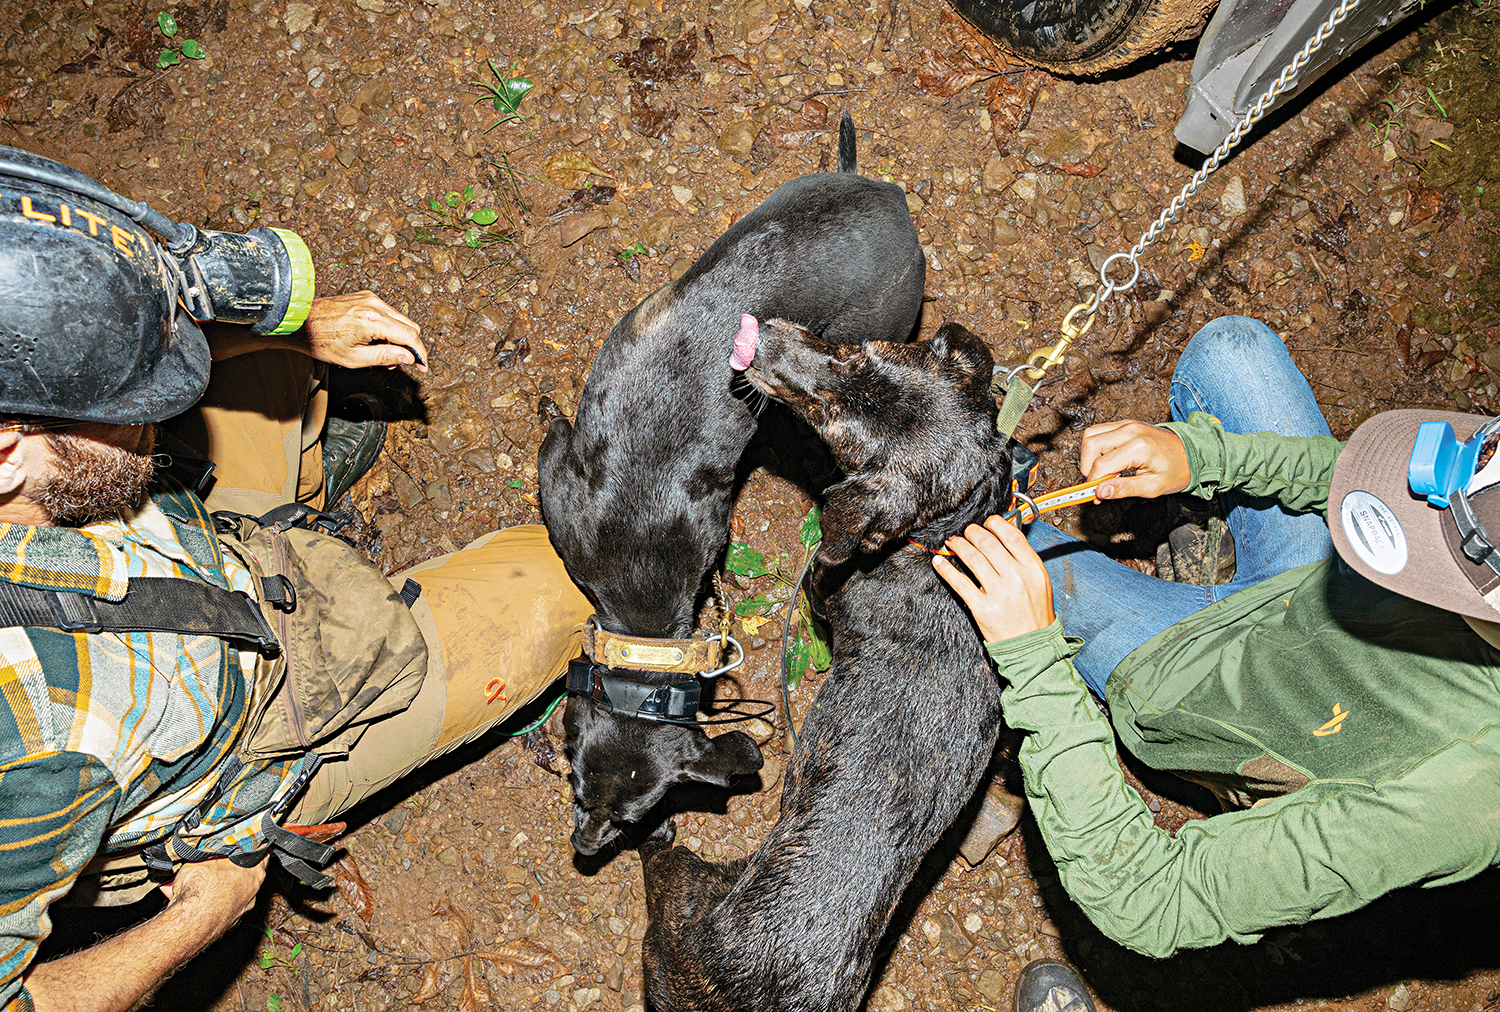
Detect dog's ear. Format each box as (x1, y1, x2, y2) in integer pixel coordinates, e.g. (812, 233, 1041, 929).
(679, 730, 763, 787)
(817, 472, 921, 566)
(927, 322, 992, 376)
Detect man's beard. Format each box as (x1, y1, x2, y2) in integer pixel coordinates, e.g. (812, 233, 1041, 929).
(35, 424, 158, 524)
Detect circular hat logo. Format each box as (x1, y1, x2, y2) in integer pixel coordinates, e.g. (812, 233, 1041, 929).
(1339, 490, 1408, 575)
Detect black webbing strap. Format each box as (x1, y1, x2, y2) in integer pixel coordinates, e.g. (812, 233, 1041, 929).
(399, 578, 421, 608)
(0, 577, 282, 654)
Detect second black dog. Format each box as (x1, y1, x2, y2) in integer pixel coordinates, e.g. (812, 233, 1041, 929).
(640, 320, 1012, 1012)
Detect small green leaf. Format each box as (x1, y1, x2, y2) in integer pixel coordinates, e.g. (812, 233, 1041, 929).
(464, 229, 481, 248)
(734, 593, 773, 617)
(462, 184, 475, 200)
(799, 505, 823, 553)
(180, 39, 206, 59)
(784, 637, 811, 690)
(259, 951, 276, 970)
(803, 613, 833, 671)
(428, 196, 443, 212)
(288, 942, 303, 960)
(470, 207, 499, 225)
(157, 48, 180, 68)
(725, 542, 770, 578)
(445, 190, 462, 207)
(508, 478, 524, 488)
(413, 226, 438, 243)
(267, 996, 284, 1012)
(158, 11, 178, 37)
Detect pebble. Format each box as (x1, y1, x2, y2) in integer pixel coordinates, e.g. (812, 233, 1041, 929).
(391, 469, 423, 510)
(560, 210, 610, 247)
(1220, 174, 1248, 217)
(1388, 984, 1413, 1011)
(284, 2, 316, 33)
(718, 121, 758, 158)
(959, 781, 1026, 866)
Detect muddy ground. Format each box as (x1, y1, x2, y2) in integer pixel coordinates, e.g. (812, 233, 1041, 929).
(11, 0, 1500, 1009)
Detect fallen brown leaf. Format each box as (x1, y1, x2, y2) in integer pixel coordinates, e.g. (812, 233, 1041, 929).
(712, 54, 752, 75)
(333, 853, 375, 924)
(1056, 162, 1104, 178)
(458, 956, 496, 1011)
(542, 152, 613, 190)
(475, 938, 562, 983)
(987, 71, 1044, 148)
(914, 47, 998, 98)
(413, 963, 444, 1004)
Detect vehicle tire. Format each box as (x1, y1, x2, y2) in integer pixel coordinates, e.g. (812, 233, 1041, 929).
(945, 0, 1219, 75)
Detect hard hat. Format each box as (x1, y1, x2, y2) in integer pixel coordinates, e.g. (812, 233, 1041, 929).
(0, 148, 211, 424)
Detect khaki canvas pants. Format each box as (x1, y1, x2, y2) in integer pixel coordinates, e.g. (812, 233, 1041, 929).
(162, 354, 592, 831)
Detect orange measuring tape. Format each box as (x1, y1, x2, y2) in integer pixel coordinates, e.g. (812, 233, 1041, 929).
(1003, 471, 1122, 526)
(907, 471, 1123, 554)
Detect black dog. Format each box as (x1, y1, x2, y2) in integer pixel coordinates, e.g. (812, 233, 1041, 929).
(639, 320, 1012, 1012)
(538, 115, 926, 855)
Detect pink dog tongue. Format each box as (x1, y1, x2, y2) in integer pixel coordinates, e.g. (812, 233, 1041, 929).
(729, 314, 758, 371)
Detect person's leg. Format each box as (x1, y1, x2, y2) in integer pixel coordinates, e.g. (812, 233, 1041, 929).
(160, 350, 327, 515)
(288, 525, 593, 823)
(1027, 521, 1209, 697)
(1167, 316, 1334, 591)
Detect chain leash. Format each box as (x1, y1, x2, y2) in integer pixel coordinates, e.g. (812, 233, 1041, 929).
(996, 0, 1363, 438)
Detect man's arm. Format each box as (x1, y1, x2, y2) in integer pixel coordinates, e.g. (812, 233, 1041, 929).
(19, 858, 266, 1012)
(205, 290, 427, 372)
(1080, 414, 1343, 514)
(937, 518, 1500, 958)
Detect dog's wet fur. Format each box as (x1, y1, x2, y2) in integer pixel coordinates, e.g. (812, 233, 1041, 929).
(639, 320, 1012, 1012)
(537, 114, 926, 855)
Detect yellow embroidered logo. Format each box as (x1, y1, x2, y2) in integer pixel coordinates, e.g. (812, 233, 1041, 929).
(1314, 703, 1350, 737)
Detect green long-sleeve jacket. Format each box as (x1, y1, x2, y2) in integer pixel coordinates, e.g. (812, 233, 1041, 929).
(986, 413, 1500, 958)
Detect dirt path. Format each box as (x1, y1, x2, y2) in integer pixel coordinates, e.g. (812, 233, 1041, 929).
(9, 0, 1499, 1009)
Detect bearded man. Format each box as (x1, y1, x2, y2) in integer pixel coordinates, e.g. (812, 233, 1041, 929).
(0, 162, 591, 1012)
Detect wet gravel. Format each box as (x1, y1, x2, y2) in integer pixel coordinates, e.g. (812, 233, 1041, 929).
(10, 0, 1500, 1009)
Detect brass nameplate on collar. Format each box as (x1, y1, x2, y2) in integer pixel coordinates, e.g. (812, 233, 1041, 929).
(587, 621, 723, 673)
(617, 642, 688, 668)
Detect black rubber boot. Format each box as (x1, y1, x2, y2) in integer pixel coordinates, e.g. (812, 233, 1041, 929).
(322, 393, 387, 506)
(1014, 958, 1098, 1012)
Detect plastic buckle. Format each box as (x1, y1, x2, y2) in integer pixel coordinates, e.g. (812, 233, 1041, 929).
(46, 590, 102, 633)
(260, 575, 297, 612)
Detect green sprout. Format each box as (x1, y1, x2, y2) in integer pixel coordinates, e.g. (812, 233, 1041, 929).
(156, 12, 206, 68)
(417, 184, 510, 249)
(472, 59, 534, 133)
(725, 506, 832, 689)
(617, 240, 649, 264)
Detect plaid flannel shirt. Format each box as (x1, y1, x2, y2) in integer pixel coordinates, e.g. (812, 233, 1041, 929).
(0, 488, 308, 1010)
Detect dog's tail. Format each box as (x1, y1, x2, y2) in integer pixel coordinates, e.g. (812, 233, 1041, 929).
(838, 109, 856, 174)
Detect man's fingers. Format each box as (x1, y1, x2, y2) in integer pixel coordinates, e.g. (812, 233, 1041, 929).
(943, 525, 1007, 589)
(932, 554, 980, 604)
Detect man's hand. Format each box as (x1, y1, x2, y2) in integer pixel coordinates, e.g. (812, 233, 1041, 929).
(934, 516, 1055, 643)
(159, 854, 268, 933)
(1079, 420, 1190, 501)
(23, 855, 268, 1012)
(303, 292, 427, 372)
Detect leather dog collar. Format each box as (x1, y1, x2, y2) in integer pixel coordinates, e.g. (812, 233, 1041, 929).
(566, 658, 701, 721)
(584, 617, 724, 674)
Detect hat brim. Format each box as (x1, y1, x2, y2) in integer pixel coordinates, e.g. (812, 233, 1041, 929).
(1329, 408, 1497, 621)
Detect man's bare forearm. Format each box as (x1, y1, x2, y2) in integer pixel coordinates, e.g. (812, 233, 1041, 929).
(22, 857, 266, 1012)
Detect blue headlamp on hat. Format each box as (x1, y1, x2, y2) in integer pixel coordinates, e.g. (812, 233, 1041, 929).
(1409, 417, 1500, 509)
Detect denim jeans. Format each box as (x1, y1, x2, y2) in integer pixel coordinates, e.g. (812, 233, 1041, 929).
(1025, 316, 1335, 697)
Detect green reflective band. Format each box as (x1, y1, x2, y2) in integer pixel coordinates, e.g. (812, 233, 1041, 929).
(267, 226, 315, 335)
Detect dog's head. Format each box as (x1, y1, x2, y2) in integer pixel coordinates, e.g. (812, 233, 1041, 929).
(563, 696, 764, 855)
(745, 319, 1007, 566)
